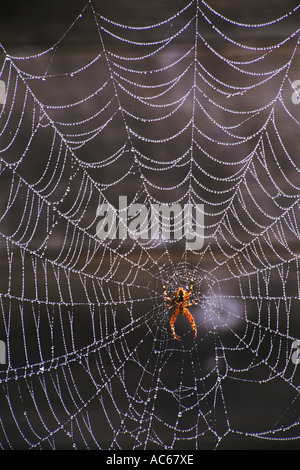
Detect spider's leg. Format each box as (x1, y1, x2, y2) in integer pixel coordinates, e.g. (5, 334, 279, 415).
(165, 301, 173, 308)
(184, 308, 197, 339)
(188, 274, 194, 297)
(170, 309, 181, 341)
(187, 298, 197, 307)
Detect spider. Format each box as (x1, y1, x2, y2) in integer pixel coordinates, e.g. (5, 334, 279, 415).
(163, 274, 197, 341)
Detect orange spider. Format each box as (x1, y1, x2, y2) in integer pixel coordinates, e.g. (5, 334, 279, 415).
(163, 274, 197, 341)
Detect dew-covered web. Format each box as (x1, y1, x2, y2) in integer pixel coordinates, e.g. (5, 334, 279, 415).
(1, 0, 300, 450)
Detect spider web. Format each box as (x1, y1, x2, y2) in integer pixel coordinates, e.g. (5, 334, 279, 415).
(0, 0, 300, 450)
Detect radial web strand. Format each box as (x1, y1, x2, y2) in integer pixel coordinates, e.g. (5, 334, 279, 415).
(0, 0, 300, 449)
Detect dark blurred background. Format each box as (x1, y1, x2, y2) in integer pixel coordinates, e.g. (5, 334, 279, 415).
(0, 0, 300, 450)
